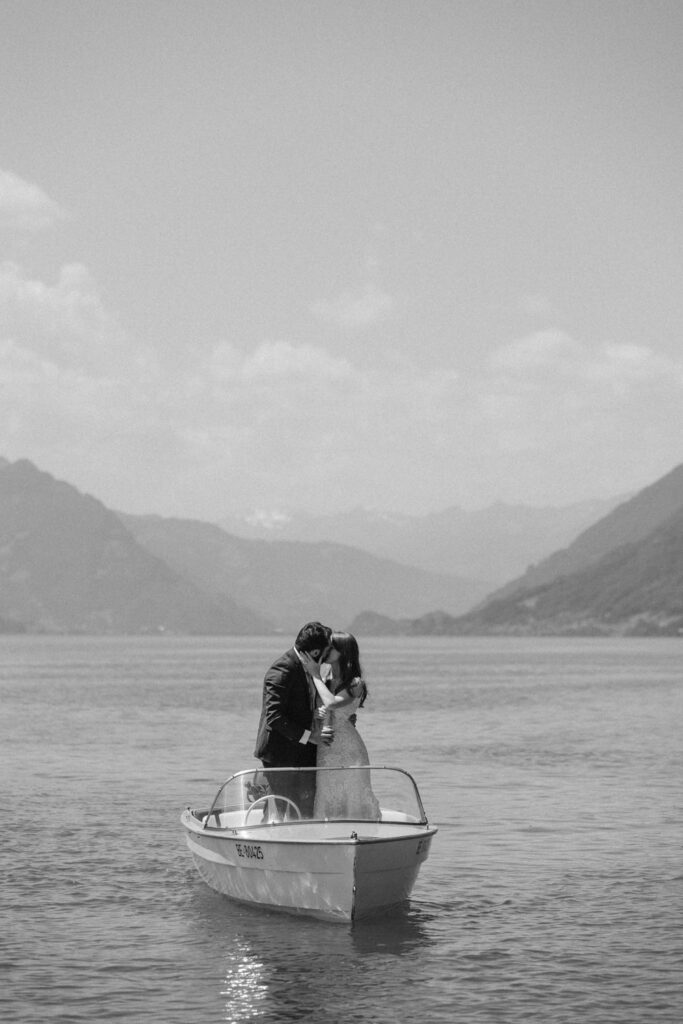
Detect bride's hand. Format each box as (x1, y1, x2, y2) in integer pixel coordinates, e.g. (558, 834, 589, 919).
(300, 651, 320, 677)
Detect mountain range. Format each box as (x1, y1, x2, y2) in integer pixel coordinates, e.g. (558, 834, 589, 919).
(0, 457, 483, 634)
(350, 462, 683, 637)
(3, 454, 680, 637)
(0, 458, 269, 634)
(220, 495, 625, 586)
(119, 513, 486, 632)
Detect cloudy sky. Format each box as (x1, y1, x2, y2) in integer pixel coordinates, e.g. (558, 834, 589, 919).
(1, 1, 682, 519)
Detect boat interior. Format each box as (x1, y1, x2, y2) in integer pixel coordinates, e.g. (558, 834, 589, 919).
(191, 766, 429, 831)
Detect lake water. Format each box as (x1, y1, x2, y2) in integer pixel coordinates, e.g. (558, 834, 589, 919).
(1, 636, 681, 1023)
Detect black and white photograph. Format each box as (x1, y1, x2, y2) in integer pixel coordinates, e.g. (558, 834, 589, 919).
(1, 2, 682, 1022)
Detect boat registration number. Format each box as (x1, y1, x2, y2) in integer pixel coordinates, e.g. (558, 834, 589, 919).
(416, 837, 431, 856)
(236, 842, 264, 860)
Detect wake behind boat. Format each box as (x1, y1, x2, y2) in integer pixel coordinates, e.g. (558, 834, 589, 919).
(181, 765, 438, 922)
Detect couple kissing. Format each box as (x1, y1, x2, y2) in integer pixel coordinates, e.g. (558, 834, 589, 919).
(254, 621, 379, 820)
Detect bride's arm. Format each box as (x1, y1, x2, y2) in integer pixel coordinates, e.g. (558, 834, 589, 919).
(313, 675, 356, 708)
(301, 654, 356, 708)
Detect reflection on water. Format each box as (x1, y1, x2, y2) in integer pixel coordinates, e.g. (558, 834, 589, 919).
(221, 941, 267, 1022)
(188, 886, 436, 1022)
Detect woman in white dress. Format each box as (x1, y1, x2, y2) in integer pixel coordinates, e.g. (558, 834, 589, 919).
(301, 631, 380, 820)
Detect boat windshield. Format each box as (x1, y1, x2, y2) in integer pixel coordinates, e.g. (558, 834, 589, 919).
(203, 766, 429, 829)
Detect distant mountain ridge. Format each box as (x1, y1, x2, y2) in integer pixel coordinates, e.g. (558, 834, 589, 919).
(0, 457, 486, 634)
(120, 513, 487, 632)
(5, 453, 671, 638)
(350, 461, 683, 637)
(0, 459, 270, 634)
(450, 504, 683, 636)
(488, 462, 683, 602)
(220, 495, 625, 586)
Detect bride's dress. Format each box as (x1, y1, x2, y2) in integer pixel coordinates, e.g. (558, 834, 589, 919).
(314, 697, 380, 820)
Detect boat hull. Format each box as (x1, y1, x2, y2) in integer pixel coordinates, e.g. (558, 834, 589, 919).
(181, 813, 437, 922)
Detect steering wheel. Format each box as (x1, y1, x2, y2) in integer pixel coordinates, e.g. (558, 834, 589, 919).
(243, 794, 301, 825)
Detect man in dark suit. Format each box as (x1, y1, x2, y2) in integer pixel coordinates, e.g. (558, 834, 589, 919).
(254, 621, 332, 817)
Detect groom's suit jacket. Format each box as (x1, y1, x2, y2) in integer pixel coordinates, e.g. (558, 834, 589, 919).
(254, 647, 318, 767)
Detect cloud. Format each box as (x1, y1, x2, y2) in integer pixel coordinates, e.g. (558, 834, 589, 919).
(0, 262, 158, 481)
(0, 170, 65, 232)
(208, 339, 353, 383)
(474, 332, 683, 485)
(1, 264, 682, 515)
(0, 262, 132, 370)
(486, 330, 678, 390)
(487, 330, 580, 372)
(310, 283, 395, 329)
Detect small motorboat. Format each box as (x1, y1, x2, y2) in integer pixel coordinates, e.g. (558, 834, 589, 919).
(181, 765, 438, 922)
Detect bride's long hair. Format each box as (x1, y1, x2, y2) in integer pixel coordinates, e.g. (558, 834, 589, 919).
(330, 631, 368, 706)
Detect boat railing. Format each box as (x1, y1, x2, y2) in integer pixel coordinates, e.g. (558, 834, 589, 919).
(202, 765, 429, 830)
